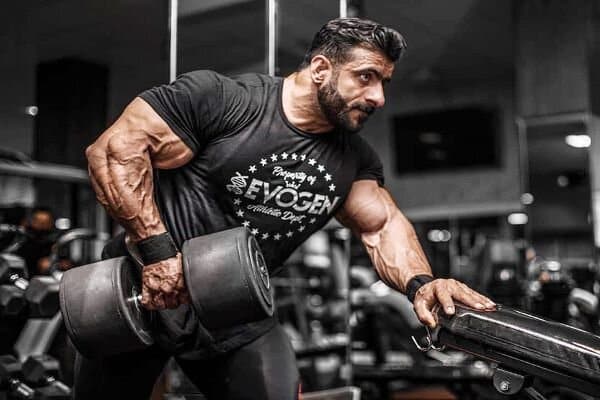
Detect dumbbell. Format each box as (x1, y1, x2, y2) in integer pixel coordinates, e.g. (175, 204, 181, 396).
(60, 227, 273, 358)
(22, 355, 70, 399)
(0, 254, 29, 291)
(0, 286, 26, 317)
(0, 255, 60, 318)
(0, 355, 35, 399)
(0, 254, 29, 317)
(24, 277, 59, 318)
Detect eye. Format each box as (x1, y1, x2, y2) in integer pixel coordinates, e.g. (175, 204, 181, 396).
(358, 72, 371, 83)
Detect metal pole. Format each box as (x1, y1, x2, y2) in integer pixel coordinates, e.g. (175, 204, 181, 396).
(267, 0, 276, 76)
(169, 0, 178, 82)
(339, 0, 347, 18)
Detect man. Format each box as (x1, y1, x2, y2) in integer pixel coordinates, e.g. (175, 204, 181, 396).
(83, 18, 495, 400)
(15, 207, 56, 277)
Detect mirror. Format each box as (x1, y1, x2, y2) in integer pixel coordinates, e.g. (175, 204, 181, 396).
(177, 0, 266, 75)
(275, 1, 340, 77)
(523, 114, 594, 261)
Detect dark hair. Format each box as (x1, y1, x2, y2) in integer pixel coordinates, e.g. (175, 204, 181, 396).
(31, 206, 54, 218)
(299, 18, 407, 70)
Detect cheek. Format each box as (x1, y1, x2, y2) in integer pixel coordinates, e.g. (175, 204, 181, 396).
(345, 86, 369, 105)
(335, 79, 360, 100)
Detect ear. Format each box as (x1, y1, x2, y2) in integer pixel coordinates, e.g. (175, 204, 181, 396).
(309, 55, 333, 86)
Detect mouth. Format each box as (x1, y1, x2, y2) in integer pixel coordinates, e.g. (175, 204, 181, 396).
(354, 107, 373, 121)
(352, 104, 374, 116)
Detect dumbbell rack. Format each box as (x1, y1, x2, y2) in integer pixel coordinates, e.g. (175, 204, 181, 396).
(12, 312, 64, 366)
(0, 354, 71, 400)
(1, 227, 104, 394)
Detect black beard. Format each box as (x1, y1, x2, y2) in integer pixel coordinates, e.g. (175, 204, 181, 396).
(317, 78, 374, 134)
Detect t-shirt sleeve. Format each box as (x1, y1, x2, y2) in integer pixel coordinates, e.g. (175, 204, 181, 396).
(138, 70, 253, 154)
(355, 136, 385, 186)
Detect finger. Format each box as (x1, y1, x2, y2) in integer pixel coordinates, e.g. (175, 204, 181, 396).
(451, 286, 489, 310)
(176, 273, 187, 291)
(159, 276, 177, 294)
(434, 284, 456, 315)
(413, 298, 436, 328)
(152, 292, 166, 310)
(143, 267, 162, 291)
(456, 283, 496, 309)
(141, 285, 156, 310)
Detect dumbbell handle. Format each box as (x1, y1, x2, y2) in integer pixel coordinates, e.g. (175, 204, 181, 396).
(8, 274, 29, 291)
(126, 293, 144, 310)
(8, 377, 35, 399)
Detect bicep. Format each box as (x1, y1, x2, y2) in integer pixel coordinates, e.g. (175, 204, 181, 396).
(336, 180, 392, 234)
(88, 97, 194, 169)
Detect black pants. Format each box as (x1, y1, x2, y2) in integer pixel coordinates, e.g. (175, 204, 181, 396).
(72, 322, 300, 400)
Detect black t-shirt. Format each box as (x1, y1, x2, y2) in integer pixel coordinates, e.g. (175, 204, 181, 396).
(138, 70, 384, 356)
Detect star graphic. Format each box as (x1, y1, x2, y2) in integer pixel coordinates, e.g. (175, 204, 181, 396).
(236, 210, 245, 217)
(286, 231, 293, 238)
(324, 174, 332, 181)
(274, 233, 281, 240)
(234, 198, 242, 205)
(251, 228, 259, 236)
(260, 158, 267, 166)
(329, 184, 336, 192)
(298, 225, 305, 232)
(270, 154, 278, 162)
(242, 220, 250, 227)
(261, 233, 270, 240)
(248, 165, 257, 173)
(309, 218, 317, 224)
(281, 152, 289, 160)
(308, 159, 316, 166)
(300, 154, 306, 161)
(317, 165, 325, 172)
(291, 153, 297, 160)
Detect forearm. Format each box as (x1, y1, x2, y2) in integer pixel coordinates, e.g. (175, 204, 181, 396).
(339, 182, 494, 327)
(86, 127, 166, 242)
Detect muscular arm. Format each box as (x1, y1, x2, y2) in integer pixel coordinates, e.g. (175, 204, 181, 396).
(336, 180, 431, 293)
(86, 97, 194, 309)
(86, 97, 193, 241)
(337, 180, 495, 327)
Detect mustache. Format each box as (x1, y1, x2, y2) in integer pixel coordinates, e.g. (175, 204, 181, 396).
(349, 103, 375, 115)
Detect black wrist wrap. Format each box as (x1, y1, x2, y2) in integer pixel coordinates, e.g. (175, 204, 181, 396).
(406, 274, 435, 303)
(137, 232, 178, 265)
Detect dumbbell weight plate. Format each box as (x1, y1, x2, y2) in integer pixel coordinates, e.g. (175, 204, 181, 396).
(182, 227, 273, 330)
(59, 257, 153, 358)
(25, 276, 59, 317)
(0, 285, 26, 317)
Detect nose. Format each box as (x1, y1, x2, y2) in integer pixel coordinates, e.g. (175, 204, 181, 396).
(365, 83, 385, 108)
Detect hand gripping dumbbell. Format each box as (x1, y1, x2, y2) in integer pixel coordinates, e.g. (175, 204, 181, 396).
(0, 355, 35, 399)
(21, 355, 70, 400)
(60, 227, 273, 358)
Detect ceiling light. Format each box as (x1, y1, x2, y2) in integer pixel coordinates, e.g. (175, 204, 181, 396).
(55, 218, 71, 230)
(557, 175, 569, 187)
(427, 229, 451, 242)
(24, 106, 38, 116)
(565, 134, 591, 148)
(520, 193, 534, 205)
(507, 213, 528, 225)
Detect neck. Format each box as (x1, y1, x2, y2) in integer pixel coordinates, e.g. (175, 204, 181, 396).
(282, 69, 334, 134)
